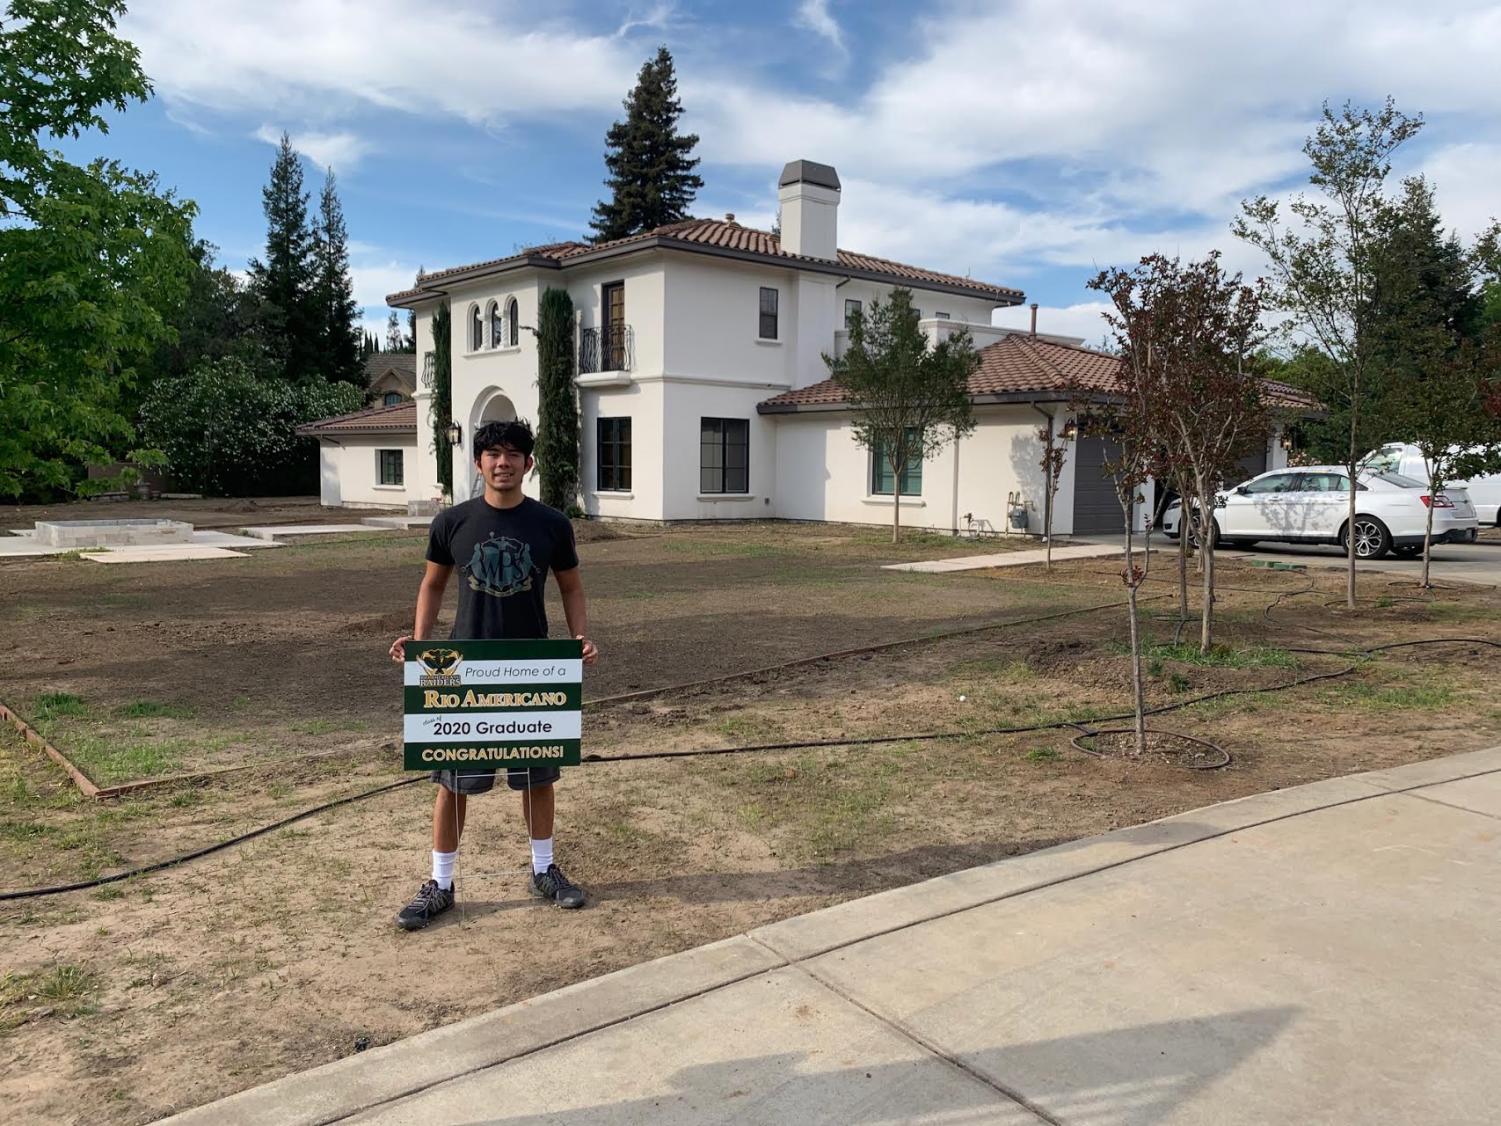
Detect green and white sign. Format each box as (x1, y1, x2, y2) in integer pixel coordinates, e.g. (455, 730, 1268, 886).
(403, 639, 583, 770)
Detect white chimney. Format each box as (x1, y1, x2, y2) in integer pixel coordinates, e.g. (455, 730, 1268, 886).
(777, 159, 840, 260)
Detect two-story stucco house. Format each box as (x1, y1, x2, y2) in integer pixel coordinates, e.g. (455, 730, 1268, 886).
(302, 159, 1298, 534)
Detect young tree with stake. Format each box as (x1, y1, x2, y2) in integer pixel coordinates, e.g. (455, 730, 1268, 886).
(1234, 98, 1422, 609)
(1091, 254, 1270, 653)
(825, 290, 979, 543)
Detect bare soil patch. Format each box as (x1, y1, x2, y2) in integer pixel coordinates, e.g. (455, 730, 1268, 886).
(0, 528, 1498, 1124)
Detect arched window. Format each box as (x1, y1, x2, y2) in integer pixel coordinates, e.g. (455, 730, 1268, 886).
(469, 305, 482, 351)
(506, 297, 519, 347)
(487, 300, 502, 348)
(383, 391, 403, 407)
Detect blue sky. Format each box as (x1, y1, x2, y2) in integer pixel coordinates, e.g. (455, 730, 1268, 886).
(65, 0, 1501, 343)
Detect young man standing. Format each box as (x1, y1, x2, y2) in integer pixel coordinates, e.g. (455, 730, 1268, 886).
(389, 419, 598, 930)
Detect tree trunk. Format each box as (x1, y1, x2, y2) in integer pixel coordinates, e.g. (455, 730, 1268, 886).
(1200, 523, 1216, 654)
(892, 487, 902, 544)
(1123, 502, 1147, 756)
(1421, 480, 1436, 589)
(1345, 410, 1359, 609)
(1044, 478, 1053, 572)
(1177, 513, 1190, 622)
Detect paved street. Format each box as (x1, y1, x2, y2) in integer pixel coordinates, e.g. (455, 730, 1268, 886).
(170, 747, 1501, 1126)
(1216, 534, 1501, 585)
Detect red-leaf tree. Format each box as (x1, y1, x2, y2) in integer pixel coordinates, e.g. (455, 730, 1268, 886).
(1091, 253, 1271, 654)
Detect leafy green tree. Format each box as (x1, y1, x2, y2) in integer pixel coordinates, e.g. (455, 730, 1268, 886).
(139, 356, 360, 495)
(312, 169, 362, 386)
(429, 301, 453, 498)
(1369, 180, 1501, 583)
(0, 0, 195, 499)
(247, 133, 319, 382)
(825, 288, 979, 542)
(535, 287, 579, 510)
(589, 47, 703, 242)
(1235, 98, 1423, 607)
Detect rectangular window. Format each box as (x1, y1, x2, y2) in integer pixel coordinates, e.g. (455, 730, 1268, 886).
(377, 449, 404, 487)
(912, 307, 922, 321)
(758, 287, 779, 339)
(871, 430, 922, 497)
(935, 311, 951, 320)
(596, 417, 632, 491)
(700, 418, 749, 494)
(844, 298, 862, 328)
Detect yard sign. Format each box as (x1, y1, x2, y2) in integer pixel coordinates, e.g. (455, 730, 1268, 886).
(403, 639, 583, 770)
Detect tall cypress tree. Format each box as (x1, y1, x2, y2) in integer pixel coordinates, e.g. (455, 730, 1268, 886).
(312, 169, 362, 386)
(589, 47, 703, 242)
(248, 133, 319, 382)
(535, 287, 579, 510)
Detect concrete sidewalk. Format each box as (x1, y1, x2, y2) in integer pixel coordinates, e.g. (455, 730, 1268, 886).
(882, 541, 1129, 573)
(169, 748, 1501, 1125)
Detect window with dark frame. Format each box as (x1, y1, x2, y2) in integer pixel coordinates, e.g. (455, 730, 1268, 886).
(844, 298, 862, 328)
(871, 429, 922, 497)
(469, 306, 483, 351)
(758, 287, 778, 339)
(488, 301, 503, 347)
(935, 311, 951, 320)
(506, 298, 519, 347)
(382, 391, 403, 407)
(700, 418, 749, 494)
(596, 417, 632, 491)
(377, 449, 404, 487)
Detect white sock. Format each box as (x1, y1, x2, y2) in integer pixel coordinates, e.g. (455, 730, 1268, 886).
(432, 849, 456, 890)
(530, 837, 554, 875)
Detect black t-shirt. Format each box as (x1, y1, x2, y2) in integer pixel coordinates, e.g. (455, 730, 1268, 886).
(425, 496, 579, 640)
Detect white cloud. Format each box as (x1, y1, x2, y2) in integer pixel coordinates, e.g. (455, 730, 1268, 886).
(992, 302, 1114, 347)
(253, 125, 373, 171)
(351, 260, 423, 311)
(795, 0, 845, 53)
(1416, 142, 1501, 242)
(125, 1, 644, 127)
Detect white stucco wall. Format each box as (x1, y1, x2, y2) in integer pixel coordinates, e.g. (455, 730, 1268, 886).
(579, 380, 666, 521)
(317, 436, 415, 508)
(661, 382, 780, 520)
(772, 405, 1077, 535)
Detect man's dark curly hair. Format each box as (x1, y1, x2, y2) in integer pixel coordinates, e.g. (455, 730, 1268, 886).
(472, 418, 535, 460)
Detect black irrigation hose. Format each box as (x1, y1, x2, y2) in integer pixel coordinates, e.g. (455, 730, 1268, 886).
(6, 620, 1499, 901)
(0, 779, 420, 902)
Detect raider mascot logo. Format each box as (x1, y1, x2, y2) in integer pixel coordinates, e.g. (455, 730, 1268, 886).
(465, 534, 535, 598)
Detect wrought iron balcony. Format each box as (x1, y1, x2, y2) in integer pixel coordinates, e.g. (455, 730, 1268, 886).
(421, 351, 436, 388)
(579, 324, 633, 374)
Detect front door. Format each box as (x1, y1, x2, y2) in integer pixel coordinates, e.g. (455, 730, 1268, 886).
(602, 282, 625, 371)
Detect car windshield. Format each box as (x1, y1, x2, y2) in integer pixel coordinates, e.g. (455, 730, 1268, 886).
(1360, 449, 1402, 473)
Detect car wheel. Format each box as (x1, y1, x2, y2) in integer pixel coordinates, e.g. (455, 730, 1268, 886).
(1187, 519, 1220, 549)
(1341, 516, 1392, 560)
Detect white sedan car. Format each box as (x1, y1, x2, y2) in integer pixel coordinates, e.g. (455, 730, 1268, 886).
(1163, 466, 1480, 559)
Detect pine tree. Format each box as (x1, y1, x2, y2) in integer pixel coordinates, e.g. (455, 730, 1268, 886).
(589, 47, 703, 242)
(385, 310, 403, 352)
(311, 169, 362, 385)
(406, 266, 425, 352)
(247, 133, 319, 382)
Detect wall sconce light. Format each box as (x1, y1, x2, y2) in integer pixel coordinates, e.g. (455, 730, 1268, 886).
(1059, 419, 1078, 441)
(1279, 433, 1293, 451)
(445, 421, 463, 448)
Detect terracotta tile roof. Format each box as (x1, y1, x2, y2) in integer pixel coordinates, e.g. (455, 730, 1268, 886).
(363, 353, 416, 380)
(387, 218, 1022, 305)
(758, 334, 1321, 412)
(296, 400, 417, 436)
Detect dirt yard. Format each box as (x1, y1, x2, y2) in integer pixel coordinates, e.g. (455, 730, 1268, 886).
(1, 517, 1498, 1124)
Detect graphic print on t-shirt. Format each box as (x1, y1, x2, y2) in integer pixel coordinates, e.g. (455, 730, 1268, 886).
(464, 534, 536, 598)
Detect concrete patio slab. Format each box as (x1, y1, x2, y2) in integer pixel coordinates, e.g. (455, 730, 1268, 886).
(360, 515, 432, 530)
(81, 546, 248, 563)
(882, 541, 1127, 573)
(191, 530, 285, 549)
(240, 524, 388, 541)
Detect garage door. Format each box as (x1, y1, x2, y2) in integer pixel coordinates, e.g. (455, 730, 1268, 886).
(1073, 436, 1131, 535)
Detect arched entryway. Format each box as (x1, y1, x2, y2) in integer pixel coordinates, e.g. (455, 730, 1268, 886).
(464, 389, 517, 498)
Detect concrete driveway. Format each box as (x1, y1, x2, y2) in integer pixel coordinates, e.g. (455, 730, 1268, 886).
(168, 747, 1501, 1126)
(1215, 533, 1501, 585)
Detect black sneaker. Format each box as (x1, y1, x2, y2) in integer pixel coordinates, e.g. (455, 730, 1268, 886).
(530, 863, 586, 909)
(396, 879, 454, 930)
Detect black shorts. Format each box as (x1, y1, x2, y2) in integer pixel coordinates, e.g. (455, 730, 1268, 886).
(430, 767, 561, 795)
